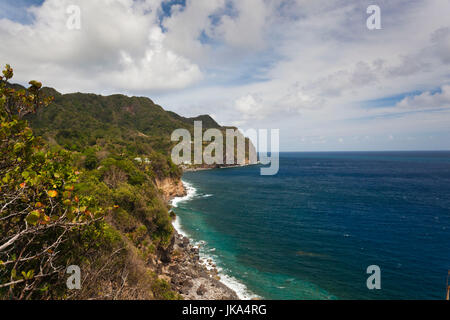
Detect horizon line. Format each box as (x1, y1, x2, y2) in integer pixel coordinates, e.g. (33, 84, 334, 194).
(264, 150, 450, 153)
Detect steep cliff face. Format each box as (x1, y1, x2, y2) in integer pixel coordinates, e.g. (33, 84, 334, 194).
(155, 176, 186, 202)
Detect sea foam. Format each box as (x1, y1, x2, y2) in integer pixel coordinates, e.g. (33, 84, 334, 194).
(170, 180, 259, 300)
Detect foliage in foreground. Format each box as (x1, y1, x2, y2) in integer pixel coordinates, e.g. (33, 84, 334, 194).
(0, 65, 180, 300)
(0, 65, 101, 298)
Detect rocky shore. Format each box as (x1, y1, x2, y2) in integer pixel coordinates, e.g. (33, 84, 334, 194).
(159, 231, 239, 300)
(159, 178, 239, 300)
(181, 161, 261, 172)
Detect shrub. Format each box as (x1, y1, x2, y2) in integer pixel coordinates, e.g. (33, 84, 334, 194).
(84, 152, 98, 170)
(151, 278, 181, 300)
(0, 65, 103, 299)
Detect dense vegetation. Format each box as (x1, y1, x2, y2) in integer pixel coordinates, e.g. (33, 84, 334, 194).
(27, 86, 253, 169)
(0, 65, 188, 299)
(1, 64, 255, 300)
(27, 87, 219, 156)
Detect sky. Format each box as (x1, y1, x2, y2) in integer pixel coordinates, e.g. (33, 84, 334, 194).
(0, 0, 449, 151)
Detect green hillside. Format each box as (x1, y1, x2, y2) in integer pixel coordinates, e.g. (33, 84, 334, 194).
(1, 65, 253, 300)
(26, 86, 255, 169)
(28, 88, 191, 155)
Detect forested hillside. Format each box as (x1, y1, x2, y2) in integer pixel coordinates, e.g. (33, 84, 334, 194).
(0, 65, 250, 300)
(26, 86, 255, 170)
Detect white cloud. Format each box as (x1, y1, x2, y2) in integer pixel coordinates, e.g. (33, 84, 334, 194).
(161, 0, 225, 64)
(234, 94, 265, 119)
(105, 27, 203, 91)
(396, 85, 450, 110)
(430, 27, 450, 65)
(214, 0, 270, 50)
(0, 0, 202, 93)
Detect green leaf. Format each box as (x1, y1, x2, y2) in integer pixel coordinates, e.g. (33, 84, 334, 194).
(25, 270, 34, 280)
(28, 80, 42, 90)
(39, 284, 49, 292)
(26, 210, 40, 225)
(13, 142, 25, 153)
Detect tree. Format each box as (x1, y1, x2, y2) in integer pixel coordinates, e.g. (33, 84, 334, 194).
(0, 65, 102, 299)
(84, 152, 98, 170)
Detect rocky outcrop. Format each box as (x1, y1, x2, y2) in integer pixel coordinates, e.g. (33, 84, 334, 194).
(155, 177, 186, 202)
(162, 231, 239, 300)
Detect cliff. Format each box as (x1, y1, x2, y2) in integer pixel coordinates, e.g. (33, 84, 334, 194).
(155, 177, 186, 202)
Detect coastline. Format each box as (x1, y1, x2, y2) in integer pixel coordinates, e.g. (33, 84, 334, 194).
(181, 162, 261, 173)
(163, 228, 239, 300)
(168, 180, 259, 300)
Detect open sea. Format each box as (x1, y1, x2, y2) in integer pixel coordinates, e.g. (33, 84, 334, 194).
(171, 152, 450, 299)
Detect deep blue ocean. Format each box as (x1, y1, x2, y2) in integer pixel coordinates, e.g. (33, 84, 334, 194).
(172, 152, 450, 299)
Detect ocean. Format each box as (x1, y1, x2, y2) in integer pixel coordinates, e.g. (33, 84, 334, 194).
(171, 152, 450, 300)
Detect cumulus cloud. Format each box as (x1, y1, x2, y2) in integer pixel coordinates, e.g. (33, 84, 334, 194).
(161, 0, 225, 64)
(0, 0, 202, 93)
(105, 27, 203, 91)
(214, 0, 270, 50)
(234, 94, 267, 119)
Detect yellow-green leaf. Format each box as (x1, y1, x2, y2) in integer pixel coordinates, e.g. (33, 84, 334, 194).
(48, 190, 58, 198)
(26, 210, 40, 225)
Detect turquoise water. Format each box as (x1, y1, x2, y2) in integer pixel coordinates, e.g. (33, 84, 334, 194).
(172, 152, 450, 299)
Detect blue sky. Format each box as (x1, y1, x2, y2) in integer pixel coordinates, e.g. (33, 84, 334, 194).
(0, 0, 44, 23)
(0, 0, 449, 151)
